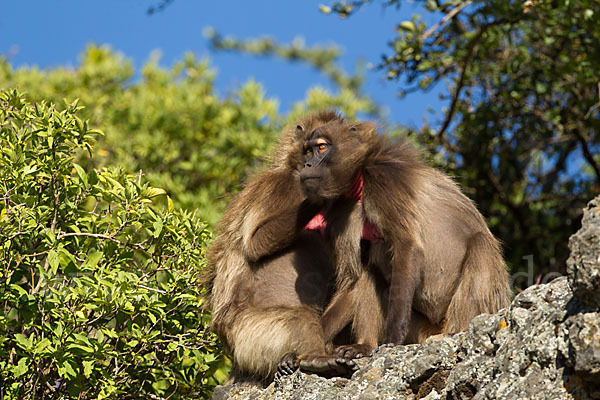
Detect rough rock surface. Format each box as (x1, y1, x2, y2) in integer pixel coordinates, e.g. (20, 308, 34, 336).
(214, 196, 600, 400)
(567, 196, 600, 308)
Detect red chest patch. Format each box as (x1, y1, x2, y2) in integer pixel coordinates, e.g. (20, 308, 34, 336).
(304, 171, 382, 242)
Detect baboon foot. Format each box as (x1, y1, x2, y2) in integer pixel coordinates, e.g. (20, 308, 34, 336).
(275, 352, 299, 379)
(298, 354, 358, 377)
(334, 343, 374, 359)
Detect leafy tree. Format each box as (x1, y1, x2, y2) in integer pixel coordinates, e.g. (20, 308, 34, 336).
(0, 89, 222, 398)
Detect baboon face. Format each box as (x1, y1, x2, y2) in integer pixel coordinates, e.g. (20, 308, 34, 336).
(297, 118, 375, 201)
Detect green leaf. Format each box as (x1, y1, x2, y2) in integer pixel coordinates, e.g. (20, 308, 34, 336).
(398, 21, 415, 32)
(67, 343, 94, 355)
(13, 358, 30, 378)
(10, 284, 28, 298)
(536, 82, 547, 94)
(57, 358, 77, 379)
(153, 220, 163, 238)
(167, 195, 174, 213)
(33, 338, 53, 355)
(319, 4, 332, 13)
(82, 360, 94, 378)
(73, 163, 88, 186)
(142, 187, 167, 198)
(47, 250, 59, 275)
(14, 334, 32, 351)
(152, 379, 170, 392)
(88, 168, 99, 185)
(81, 251, 103, 270)
(23, 164, 38, 176)
(58, 248, 77, 270)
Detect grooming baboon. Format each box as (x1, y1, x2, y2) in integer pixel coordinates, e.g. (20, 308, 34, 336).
(205, 111, 510, 380)
(204, 113, 358, 383)
(287, 112, 512, 363)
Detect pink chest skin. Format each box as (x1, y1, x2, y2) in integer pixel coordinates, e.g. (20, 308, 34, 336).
(304, 171, 382, 242)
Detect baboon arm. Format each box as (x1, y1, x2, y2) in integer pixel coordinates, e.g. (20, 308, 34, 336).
(361, 163, 423, 344)
(241, 173, 322, 262)
(321, 289, 355, 344)
(384, 242, 423, 344)
(334, 271, 384, 359)
(344, 270, 384, 352)
(322, 271, 384, 358)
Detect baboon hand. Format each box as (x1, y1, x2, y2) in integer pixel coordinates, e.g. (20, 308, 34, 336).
(298, 354, 358, 377)
(334, 343, 374, 359)
(275, 352, 300, 379)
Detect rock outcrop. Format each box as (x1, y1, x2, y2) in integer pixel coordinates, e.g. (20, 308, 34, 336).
(214, 196, 600, 400)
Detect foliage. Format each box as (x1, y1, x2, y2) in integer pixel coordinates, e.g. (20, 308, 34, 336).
(0, 89, 222, 398)
(205, 28, 380, 122)
(0, 45, 376, 227)
(324, 0, 600, 279)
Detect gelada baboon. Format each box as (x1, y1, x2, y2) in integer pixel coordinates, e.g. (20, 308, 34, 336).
(284, 111, 512, 364)
(203, 113, 359, 383)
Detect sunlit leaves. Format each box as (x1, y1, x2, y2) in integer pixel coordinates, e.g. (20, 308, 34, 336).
(0, 90, 222, 399)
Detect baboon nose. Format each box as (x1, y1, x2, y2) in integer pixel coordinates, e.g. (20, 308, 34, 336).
(304, 162, 313, 168)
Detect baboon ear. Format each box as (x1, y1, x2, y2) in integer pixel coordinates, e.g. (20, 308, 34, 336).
(349, 122, 377, 141)
(295, 124, 304, 138)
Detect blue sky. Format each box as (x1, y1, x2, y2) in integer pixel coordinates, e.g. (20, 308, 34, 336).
(0, 1, 443, 126)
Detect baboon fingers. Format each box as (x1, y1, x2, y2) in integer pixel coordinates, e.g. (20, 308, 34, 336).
(276, 352, 300, 378)
(334, 343, 374, 360)
(298, 355, 357, 377)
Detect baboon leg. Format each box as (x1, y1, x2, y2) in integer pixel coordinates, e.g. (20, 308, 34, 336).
(229, 305, 326, 382)
(321, 289, 354, 345)
(443, 232, 511, 334)
(404, 311, 442, 344)
(330, 270, 385, 359)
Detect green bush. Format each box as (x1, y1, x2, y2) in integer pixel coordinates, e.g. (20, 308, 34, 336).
(0, 89, 223, 398)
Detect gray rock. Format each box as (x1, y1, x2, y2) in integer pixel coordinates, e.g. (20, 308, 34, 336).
(567, 312, 600, 381)
(215, 196, 600, 400)
(567, 196, 600, 308)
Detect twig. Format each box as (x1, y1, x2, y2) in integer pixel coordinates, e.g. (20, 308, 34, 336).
(584, 82, 600, 119)
(421, 0, 473, 42)
(436, 19, 508, 139)
(57, 232, 148, 252)
(572, 127, 600, 183)
(136, 284, 167, 294)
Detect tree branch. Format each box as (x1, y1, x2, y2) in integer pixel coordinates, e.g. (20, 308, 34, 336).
(420, 0, 473, 42)
(572, 127, 600, 183)
(436, 19, 508, 139)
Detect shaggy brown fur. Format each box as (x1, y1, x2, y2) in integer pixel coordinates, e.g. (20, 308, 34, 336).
(204, 111, 511, 380)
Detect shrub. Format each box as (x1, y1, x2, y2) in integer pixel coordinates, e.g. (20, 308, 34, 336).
(0, 89, 223, 399)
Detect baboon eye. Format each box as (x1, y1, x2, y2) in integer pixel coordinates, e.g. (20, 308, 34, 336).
(304, 147, 313, 157)
(317, 143, 329, 153)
